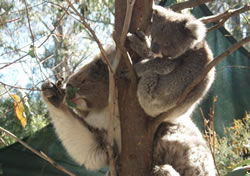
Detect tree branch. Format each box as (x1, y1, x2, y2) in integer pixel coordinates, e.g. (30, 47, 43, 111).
(200, 5, 250, 24)
(200, 5, 250, 32)
(107, 1, 136, 176)
(152, 35, 250, 127)
(0, 127, 77, 176)
(115, 0, 154, 175)
(170, 0, 214, 11)
(66, 0, 113, 74)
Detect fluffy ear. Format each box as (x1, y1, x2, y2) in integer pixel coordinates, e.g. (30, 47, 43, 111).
(152, 5, 168, 25)
(185, 20, 206, 42)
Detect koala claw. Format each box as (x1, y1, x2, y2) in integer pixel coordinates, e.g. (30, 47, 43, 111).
(41, 82, 65, 107)
(153, 165, 180, 176)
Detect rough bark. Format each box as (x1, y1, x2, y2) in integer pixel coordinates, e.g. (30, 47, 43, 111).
(115, 0, 154, 176)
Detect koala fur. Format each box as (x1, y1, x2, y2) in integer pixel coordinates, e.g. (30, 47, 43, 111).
(152, 116, 215, 176)
(135, 5, 215, 118)
(42, 46, 121, 170)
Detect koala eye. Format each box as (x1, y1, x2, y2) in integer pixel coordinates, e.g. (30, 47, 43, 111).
(164, 41, 170, 47)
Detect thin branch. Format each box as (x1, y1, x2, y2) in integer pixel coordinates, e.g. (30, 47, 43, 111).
(200, 97, 221, 176)
(0, 54, 29, 70)
(0, 81, 40, 91)
(152, 35, 250, 127)
(0, 127, 77, 176)
(207, 17, 227, 32)
(38, 6, 69, 48)
(66, 0, 113, 74)
(200, 5, 250, 24)
(0, 18, 20, 26)
(170, 0, 214, 11)
(23, 0, 35, 44)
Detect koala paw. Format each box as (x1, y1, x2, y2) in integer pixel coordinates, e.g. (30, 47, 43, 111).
(153, 165, 180, 176)
(41, 82, 65, 107)
(127, 32, 153, 59)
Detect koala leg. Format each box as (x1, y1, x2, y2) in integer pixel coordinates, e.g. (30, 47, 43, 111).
(153, 165, 180, 176)
(42, 82, 108, 170)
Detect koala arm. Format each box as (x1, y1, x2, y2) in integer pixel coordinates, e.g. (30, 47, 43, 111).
(134, 57, 180, 77)
(41, 82, 108, 170)
(137, 46, 215, 118)
(153, 165, 180, 176)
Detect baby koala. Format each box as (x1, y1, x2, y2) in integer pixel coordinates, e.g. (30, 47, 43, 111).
(134, 5, 215, 119)
(41, 46, 121, 170)
(128, 5, 216, 176)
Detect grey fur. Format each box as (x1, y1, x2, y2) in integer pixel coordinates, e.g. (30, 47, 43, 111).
(136, 5, 215, 118)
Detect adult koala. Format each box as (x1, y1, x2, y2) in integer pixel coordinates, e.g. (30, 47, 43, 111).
(42, 46, 121, 170)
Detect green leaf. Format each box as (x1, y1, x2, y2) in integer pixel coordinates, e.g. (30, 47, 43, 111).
(225, 168, 248, 176)
(65, 87, 79, 108)
(231, 159, 250, 170)
(28, 47, 35, 58)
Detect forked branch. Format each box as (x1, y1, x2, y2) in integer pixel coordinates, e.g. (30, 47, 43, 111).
(170, 0, 214, 11)
(200, 5, 250, 32)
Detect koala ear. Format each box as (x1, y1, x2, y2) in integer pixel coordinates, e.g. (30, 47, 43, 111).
(185, 20, 206, 42)
(152, 5, 167, 25)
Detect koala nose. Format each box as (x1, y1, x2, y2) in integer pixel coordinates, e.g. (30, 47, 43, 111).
(151, 42, 160, 54)
(66, 83, 73, 88)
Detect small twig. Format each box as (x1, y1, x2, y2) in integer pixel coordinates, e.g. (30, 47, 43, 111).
(152, 36, 250, 128)
(200, 5, 250, 24)
(200, 5, 250, 32)
(0, 54, 29, 70)
(207, 17, 227, 32)
(23, 0, 35, 44)
(38, 6, 70, 48)
(170, 0, 214, 11)
(201, 98, 221, 176)
(0, 127, 77, 176)
(0, 81, 40, 91)
(0, 18, 20, 26)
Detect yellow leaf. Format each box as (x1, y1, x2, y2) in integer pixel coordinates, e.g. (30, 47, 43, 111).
(11, 94, 27, 127)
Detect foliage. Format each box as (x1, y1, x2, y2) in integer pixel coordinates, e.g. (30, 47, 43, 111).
(0, 89, 49, 148)
(205, 114, 250, 176)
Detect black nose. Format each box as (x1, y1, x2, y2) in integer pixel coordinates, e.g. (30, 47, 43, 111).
(151, 42, 160, 54)
(66, 83, 73, 88)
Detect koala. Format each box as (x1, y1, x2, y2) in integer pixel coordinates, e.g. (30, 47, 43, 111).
(134, 5, 215, 119)
(128, 5, 216, 176)
(41, 46, 121, 170)
(152, 116, 216, 176)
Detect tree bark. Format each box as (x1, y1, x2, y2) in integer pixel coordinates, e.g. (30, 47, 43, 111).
(115, 0, 154, 175)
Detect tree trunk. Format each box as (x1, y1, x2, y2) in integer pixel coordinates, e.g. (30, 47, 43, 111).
(115, 0, 154, 175)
